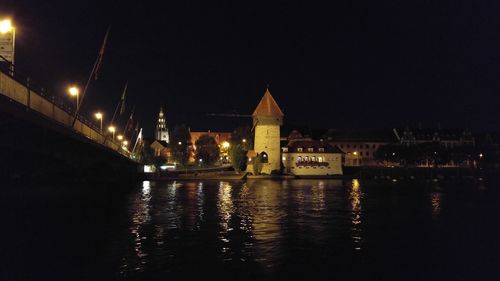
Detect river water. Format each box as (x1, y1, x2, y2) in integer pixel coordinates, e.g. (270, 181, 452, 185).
(2, 179, 500, 280)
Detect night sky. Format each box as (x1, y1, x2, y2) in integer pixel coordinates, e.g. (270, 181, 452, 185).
(1, 0, 500, 136)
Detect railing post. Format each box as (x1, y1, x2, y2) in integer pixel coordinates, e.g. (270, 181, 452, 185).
(26, 77, 31, 109)
(51, 96, 56, 119)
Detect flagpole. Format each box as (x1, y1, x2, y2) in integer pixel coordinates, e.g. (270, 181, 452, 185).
(103, 81, 127, 145)
(71, 26, 111, 128)
(132, 128, 143, 155)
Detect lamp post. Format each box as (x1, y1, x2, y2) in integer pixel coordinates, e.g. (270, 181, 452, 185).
(0, 19, 15, 75)
(68, 86, 80, 111)
(108, 126, 116, 141)
(94, 112, 103, 132)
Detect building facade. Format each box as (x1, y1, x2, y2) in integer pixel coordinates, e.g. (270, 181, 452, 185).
(325, 129, 396, 166)
(282, 138, 343, 176)
(394, 127, 475, 147)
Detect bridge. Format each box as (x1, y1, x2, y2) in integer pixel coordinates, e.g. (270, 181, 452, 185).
(0, 58, 138, 182)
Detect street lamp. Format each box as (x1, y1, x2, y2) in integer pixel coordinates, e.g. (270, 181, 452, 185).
(0, 19, 15, 74)
(108, 126, 116, 141)
(68, 86, 80, 110)
(117, 135, 123, 141)
(94, 112, 103, 132)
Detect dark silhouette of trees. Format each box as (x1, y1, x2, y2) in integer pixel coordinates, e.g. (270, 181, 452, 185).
(194, 134, 219, 166)
(170, 125, 191, 166)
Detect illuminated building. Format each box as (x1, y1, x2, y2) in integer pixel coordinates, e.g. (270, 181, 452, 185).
(282, 131, 343, 176)
(247, 88, 284, 174)
(156, 107, 169, 143)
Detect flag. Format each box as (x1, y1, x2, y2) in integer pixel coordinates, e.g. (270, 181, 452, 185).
(124, 107, 135, 136)
(94, 27, 110, 80)
(119, 82, 127, 115)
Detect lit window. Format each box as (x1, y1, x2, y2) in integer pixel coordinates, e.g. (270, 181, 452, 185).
(308, 148, 314, 152)
(311, 156, 316, 161)
(297, 156, 302, 162)
(282, 156, 286, 161)
(297, 148, 303, 152)
(318, 148, 324, 152)
(318, 156, 323, 162)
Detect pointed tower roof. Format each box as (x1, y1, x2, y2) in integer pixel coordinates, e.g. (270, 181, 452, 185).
(252, 88, 284, 117)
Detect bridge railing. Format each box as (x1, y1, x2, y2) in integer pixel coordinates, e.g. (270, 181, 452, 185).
(0, 57, 129, 158)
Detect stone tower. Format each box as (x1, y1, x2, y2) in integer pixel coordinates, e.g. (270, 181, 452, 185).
(156, 107, 169, 143)
(252, 88, 284, 174)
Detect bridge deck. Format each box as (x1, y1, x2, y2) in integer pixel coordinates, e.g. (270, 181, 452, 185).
(0, 64, 130, 159)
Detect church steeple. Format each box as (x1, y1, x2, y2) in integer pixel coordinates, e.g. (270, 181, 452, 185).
(156, 107, 169, 143)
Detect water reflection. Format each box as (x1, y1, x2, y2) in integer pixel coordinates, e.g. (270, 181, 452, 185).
(350, 179, 363, 250)
(218, 181, 234, 233)
(312, 180, 326, 211)
(121, 180, 153, 274)
(115, 178, 487, 279)
(245, 180, 285, 269)
(431, 191, 442, 220)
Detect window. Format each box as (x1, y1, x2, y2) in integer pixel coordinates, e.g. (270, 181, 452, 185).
(318, 148, 325, 152)
(347, 144, 350, 148)
(353, 144, 357, 148)
(297, 148, 303, 152)
(260, 152, 269, 163)
(365, 144, 369, 149)
(308, 148, 314, 152)
(311, 156, 316, 161)
(304, 156, 309, 162)
(340, 144, 344, 148)
(297, 156, 302, 162)
(318, 156, 323, 162)
(282, 156, 286, 161)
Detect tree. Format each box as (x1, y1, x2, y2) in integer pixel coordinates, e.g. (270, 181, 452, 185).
(229, 144, 247, 173)
(229, 126, 252, 172)
(170, 124, 191, 166)
(231, 126, 253, 151)
(195, 134, 219, 166)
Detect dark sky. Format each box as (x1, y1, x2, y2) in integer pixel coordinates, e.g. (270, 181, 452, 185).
(1, 0, 500, 136)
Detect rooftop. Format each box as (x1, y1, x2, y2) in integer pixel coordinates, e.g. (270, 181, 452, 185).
(252, 88, 284, 118)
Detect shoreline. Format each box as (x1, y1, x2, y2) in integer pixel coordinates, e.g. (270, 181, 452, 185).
(141, 166, 493, 181)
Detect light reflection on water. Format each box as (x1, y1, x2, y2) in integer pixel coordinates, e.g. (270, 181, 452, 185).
(350, 179, 363, 250)
(110, 179, 500, 280)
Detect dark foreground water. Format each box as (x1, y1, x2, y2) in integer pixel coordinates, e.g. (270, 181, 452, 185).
(2, 179, 500, 281)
